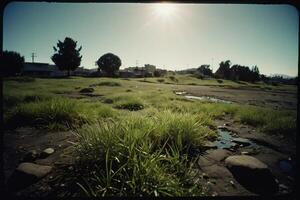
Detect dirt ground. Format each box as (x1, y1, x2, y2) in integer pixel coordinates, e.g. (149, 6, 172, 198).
(172, 84, 297, 110)
(2, 84, 297, 197)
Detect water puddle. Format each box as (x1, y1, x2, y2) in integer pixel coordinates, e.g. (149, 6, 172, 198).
(185, 95, 232, 104)
(214, 128, 257, 151)
(174, 91, 232, 103)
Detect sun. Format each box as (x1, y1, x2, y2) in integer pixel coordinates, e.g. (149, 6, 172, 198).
(153, 3, 177, 18)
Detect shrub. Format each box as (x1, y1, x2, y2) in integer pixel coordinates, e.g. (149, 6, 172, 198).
(90, 81, 121, 87)
(80, 88, 94, 93)
(115, 101, 144, 111)
(169, 76, 178, 82)
(157, 79, 165, 83)
(217, 79, 223, 83)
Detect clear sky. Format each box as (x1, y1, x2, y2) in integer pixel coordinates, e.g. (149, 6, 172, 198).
(3, 2, 299, 76)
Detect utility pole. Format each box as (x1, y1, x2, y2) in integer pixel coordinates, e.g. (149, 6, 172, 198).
(136, 60, 139, 68)
(211, 58, 214, 73)
(31, 52, 36, 63)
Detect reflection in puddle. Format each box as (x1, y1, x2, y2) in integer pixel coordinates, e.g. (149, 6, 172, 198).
(215, 129, 257, 150)
(184, 95, 232, 104)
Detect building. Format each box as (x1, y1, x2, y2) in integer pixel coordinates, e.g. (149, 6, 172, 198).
(72, 67, 92, 76)
(119, 70, 136, 78)
(22, 62, 67, 77)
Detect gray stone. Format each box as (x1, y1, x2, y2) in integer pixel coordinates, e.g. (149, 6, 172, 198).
(232, 138, 251, 146)
(225, 155, 267, 169)
(22, 150, 39, 162)
(39, 148, 55, 159)
(207, 149, 232, 162)
(203, 141, 217, 149)
(225, 155, 278, 194)
(198, 149, 231, 167)
(201, 164, 233, 179)
(17, 162, 52, 179)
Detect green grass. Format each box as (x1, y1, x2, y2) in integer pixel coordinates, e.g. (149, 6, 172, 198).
(2, 75, 297, 196)
(4, 97, 116, 130)
(74, 110, 215, 197)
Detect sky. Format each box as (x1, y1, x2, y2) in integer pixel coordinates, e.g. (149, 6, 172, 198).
(3, 2, 299, 76)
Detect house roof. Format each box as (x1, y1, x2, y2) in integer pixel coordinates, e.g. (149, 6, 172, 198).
(23, 62, 58, 72)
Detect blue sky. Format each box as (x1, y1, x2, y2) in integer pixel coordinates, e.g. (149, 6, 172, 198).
(3, 2, 298, 76)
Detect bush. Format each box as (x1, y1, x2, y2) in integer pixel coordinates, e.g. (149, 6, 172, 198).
(80, 88, 94, 93)
(169, 76, 178, 82)
(217, 79, 223, 83)
(115, 101, 144, 111)
(157, 79, 165, 83)
(90, 81, 121, 87)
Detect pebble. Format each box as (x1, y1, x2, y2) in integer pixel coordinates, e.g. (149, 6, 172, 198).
(212, 192, 218, 196)
(279, 184, 289, 190)
(202, 173, 209, 179)
(39, 148, 55, 159)
(230, 180, 235, 187)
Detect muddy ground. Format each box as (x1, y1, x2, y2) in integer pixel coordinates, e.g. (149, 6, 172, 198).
(2, 84, 297, 197)
(173, 84, 297, 110)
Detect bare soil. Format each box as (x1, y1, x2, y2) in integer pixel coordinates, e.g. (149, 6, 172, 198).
(2, 84, 297, 197)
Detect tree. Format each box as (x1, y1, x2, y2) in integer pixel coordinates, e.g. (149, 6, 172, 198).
(96, 53, 121, 77)
(215, 60, 231, 79)
(0, 51, 24, 77)
(51, 37, 82, 76)
(251, 65, 260, 82)
(197, 65, 213, 76)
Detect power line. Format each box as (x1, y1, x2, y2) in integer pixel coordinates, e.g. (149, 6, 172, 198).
(31, 52, 36, 63)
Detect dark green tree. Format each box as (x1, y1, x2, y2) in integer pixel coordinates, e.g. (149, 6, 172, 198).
(251, 65, 260, 82)
(197, 65, 213, 76)
(51, 37, 82, 76)
(215, 60, 231, 79)
(96, 53, 121, 77)
(0, 51, 24, 77)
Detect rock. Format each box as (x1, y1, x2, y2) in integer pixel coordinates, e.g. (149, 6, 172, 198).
(241, 151, 250, 155)
(225, 155, 267, 170)
(230, 180, 235, 187)
(279, 184, 289, 190)
(17, 162, 52, 178)
(203, 141, 217, 149)
(232, 138, 251, 146)
(230, 142, 238, 148)
(225, 155, 278, 194)
(202, 173, 209, 179)
(212, 192, 218, 196)
(21, 150, 39, 162)
(6, 163, 52, 192)
(207, 149, 232, 162)
(79, 87, 94, 93)
(201, 164, 233, 179)
(39, 148, 55, 159)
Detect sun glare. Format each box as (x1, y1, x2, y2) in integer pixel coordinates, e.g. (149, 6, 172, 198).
(153, 3, 177, 17)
